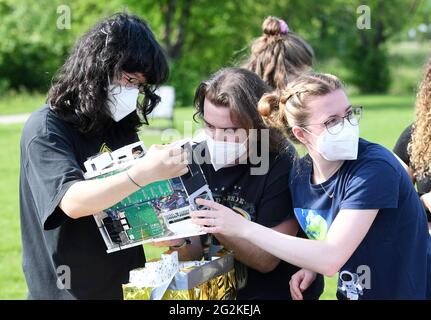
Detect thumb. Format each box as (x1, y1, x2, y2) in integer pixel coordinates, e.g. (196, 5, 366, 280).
(300, 272, 315, 291)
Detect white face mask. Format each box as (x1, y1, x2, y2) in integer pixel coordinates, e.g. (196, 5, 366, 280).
(107, 85, 139, 122)
(305, 119, 359, 161)
(206, 134, 248, 171)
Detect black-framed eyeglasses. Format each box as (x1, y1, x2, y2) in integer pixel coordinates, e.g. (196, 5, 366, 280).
(303, 106, 363, 135)
(123, 73, 149, 94)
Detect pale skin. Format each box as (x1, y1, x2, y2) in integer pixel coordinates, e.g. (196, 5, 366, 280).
(59, 72, 189, 219)
(191, 89, 379, 300)
(150, 98, 299, 273)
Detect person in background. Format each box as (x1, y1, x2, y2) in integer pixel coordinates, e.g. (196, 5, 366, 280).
(243, 16, 322, 299)
(394, 57, 431, 230)
(192, 72, 431, 300)
(20, 13, 188, 299)
(242, 16, 314, 90)
(152, 67, 324, 300)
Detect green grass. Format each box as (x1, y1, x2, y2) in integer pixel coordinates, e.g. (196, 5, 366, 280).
(0, 92, 46, 116)
(0, 124, 27, 299)
(0, 94, 415, 300)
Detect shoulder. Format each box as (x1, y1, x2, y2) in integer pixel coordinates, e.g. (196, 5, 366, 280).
(262, 141, 298, 177)
(394, 123, 413, 149)
(289, 154, 312, 184)
(349, 139, 401, 176)
(21, 104, 76, 150)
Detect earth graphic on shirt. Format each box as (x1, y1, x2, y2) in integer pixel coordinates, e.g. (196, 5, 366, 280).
(304, 210, 328, 240)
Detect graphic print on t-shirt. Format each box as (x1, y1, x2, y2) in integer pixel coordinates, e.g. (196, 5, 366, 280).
(294, 207, 367, 299)
(213, 186, 257, 221)
(211, 186, 256, 290)
(337, 269, 365, 300)
(294, 208, 333, 240)
(100, 143, 112, 153)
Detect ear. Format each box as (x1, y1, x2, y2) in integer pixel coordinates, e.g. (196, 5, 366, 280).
(292, 126, 309, 145)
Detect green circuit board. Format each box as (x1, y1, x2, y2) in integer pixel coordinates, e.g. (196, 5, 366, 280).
(99, 169, 174, 210)
(122, 203, 165, 240)
(98, 169, 175, 240)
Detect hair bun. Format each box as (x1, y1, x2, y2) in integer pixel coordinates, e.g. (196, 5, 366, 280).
(258, 93, 280, 117)
(262, 16, 289, 37)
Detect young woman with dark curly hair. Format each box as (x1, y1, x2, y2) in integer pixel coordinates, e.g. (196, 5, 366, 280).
(394, 57, 431, 229)
(19, 13, 188, 300)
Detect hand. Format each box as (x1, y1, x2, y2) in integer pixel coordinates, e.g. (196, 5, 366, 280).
(148, 239, 186, 248)
(420, 192, 431, 212)
(190, 198, 250, 238)
(289, 269, 317, 300)
(128, 144, 189, 186)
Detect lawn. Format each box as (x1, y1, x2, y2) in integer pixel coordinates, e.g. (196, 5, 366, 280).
(0, 93, 415, 300)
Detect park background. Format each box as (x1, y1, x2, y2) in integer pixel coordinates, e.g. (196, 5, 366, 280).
(1, 0, 431, 299)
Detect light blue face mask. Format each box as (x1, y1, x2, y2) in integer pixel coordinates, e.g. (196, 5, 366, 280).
(107, 85, 139, 122)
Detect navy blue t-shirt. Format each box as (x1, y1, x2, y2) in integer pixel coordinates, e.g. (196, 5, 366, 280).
(289, 139, 431, 300)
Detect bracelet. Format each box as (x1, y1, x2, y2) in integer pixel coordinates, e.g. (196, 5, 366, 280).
(126, 170, 142, 188)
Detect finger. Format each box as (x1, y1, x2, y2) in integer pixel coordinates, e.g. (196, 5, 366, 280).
(148, 241, 165, 247)
(150, 144, 164, 150)
(177, 167, 189, 176)
(195, 198, 224, 210)
(190, 210, 216, 219)
(149, 240, 181, 247)
(191, 218, 216, 227)
(300, 272, 316, 291)
(174, 151, 190, 165)
(164, 154, 184, 165)
(290, 276, 302, 300)
(167, 146, 183, 157)
(296, 285, 304, 300)
(199, 226, 219, 234)
(289, 279, 297, 300)
(178, 150, 190, 165)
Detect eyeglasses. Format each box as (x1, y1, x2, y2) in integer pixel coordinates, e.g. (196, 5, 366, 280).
(123, 73, 149, 94)
(303, 106, 363, 135)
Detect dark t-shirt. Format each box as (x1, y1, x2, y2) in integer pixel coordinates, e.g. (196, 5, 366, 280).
(19, 105, 145, 299)
(393, 124, 431, 221)
(290, 139, 431, 300)
(196, 142, 324, 300)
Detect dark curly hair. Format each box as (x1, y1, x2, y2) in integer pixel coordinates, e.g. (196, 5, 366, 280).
(47, 12, 169, 135)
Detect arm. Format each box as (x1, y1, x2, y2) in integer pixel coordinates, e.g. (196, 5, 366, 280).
(59, 172, 141, 219)
(213, 150, 300, 273)
(192, 199, 378, 277)
(393, 124, 415, 183)
(60, 144, 189, 219)
(213, 218, 298, 273)
(241, 209, 377, 277)
(393, 153, 415, 183)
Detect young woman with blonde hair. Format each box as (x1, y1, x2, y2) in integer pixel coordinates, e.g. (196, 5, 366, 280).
(192, 72, 431, 300)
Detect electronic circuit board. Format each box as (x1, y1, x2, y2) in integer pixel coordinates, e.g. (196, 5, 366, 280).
(84, 140, 213, 253)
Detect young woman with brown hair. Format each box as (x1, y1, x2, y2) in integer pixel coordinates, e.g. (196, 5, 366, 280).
(243, 16, 314, 90)
(154, 67, 324, 300)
